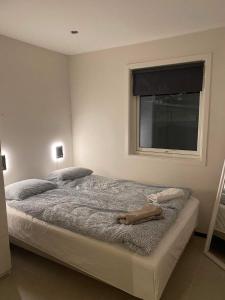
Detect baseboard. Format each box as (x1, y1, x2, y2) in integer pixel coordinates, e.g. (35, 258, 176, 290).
(194, 231, 207, 238)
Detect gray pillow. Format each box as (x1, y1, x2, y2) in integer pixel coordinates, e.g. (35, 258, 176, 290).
(47, 167, 93, 182)
(5, 179, 57, 201)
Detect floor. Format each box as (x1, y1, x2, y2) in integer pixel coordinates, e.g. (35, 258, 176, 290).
(0, 236, 225, 300)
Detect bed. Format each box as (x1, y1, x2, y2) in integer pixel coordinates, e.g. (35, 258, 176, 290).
(6, 170, 199, 300)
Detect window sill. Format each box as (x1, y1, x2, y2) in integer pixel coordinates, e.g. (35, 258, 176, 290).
(128, 150, 206, 165)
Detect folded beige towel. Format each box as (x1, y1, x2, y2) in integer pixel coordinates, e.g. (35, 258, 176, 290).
(120, 214, 163, 225)
(117, 204, 162, 225)
(147, 188, 185, 203)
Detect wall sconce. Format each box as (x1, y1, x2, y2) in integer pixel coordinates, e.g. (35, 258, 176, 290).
(51, 142, 64, 161)
(1, 155, 6, 171)
(56, 145, 63, 159)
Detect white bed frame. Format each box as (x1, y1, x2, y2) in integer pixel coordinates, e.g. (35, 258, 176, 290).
(7, 197, 199, 300)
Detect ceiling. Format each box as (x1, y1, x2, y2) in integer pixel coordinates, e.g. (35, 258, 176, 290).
(0, 0, 225, 55)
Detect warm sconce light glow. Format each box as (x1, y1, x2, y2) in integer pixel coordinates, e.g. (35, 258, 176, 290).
(51, 142, 65, 161)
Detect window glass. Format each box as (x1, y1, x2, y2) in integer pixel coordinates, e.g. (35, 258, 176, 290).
(139, 93, 200, 151)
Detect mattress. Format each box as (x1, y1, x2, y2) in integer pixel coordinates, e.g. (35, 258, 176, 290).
(6, 196, 199, 300)
(215, 204, 225, 234)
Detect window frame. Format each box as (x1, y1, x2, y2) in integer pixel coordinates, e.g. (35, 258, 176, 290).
(127, 54, 212, 164)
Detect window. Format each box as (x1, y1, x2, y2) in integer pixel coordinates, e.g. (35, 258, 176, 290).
(128, 55, 211, 162)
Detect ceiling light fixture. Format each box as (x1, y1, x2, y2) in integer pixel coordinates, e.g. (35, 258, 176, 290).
(70, 30, 79, 34)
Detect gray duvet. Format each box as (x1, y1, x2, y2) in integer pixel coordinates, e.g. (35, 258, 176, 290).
(7, 175, 190, 255)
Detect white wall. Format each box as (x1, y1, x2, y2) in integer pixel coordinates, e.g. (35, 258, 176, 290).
(70, 27, 225, 233)
(0, 35, 73, 185)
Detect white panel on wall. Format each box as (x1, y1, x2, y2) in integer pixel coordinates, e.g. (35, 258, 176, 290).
(0, 145, 11, 276)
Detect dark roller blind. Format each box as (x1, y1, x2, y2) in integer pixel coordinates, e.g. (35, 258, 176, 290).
(133, 61, 204, 96)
